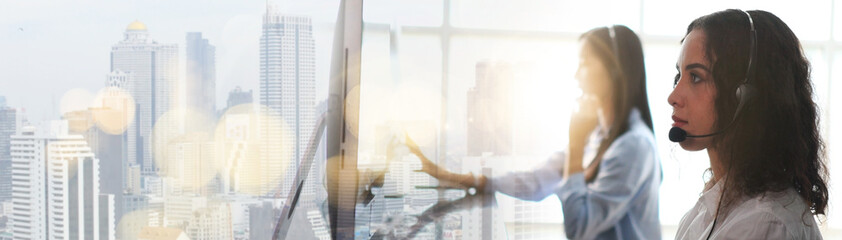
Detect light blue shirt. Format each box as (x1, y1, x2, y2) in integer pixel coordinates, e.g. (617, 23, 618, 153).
(487, 108, 661, 240)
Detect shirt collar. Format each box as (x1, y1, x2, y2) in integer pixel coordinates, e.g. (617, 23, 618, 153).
(583, 108, 646, 165)
(700, 179, 724, 215)
(627, 108, 644, 130)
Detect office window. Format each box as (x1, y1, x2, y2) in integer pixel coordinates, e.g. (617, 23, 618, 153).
(4, 0, 842, 239)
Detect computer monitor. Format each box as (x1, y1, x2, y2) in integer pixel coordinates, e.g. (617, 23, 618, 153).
(270, 0, 362, 239)
(324, 0, 364, 239)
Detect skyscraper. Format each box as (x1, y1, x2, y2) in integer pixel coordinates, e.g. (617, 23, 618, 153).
(164, 133, 219, 196)
(183, 203, 232, 240)
(217, 88, 256, 196)
(248, 201, 281, 240)
(10, 126, 48, 240)
(218, 104, 266, 196)
(120, 194, 149, 240)
(10, 121, 115, 240)
(162, 195, 208, 228)
(185, 32, 216, 123)
(467, 61, 514, 156)
(63, 108, 125, 226)
(226, 87, 253, 110)
(111, 20, 179, 175)
(0, 98, 16, 202)
(459, 157, 507, 240)
(259, 7, 316, 197)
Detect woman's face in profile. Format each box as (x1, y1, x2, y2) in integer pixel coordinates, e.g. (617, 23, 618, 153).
(668, 29, 718, 151)
(575, 41, 612, 106)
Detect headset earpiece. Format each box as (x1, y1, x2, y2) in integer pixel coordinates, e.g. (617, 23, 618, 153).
(733, 10, 757, 122)
(734, 83, 753, 120)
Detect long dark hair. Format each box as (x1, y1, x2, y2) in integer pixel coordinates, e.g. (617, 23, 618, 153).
(579, 25, 654, 182)
(686, 9, 828, 216)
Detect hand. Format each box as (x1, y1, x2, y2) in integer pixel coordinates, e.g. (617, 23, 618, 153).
(404, 133, 486, 191)
(569, 96, 600, 147)
(403, 133, 440, 176)
(565, 96, 600, 177)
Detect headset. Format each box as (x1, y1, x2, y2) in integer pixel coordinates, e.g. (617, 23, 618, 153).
(607, 25, 619, 57)
(668, 9, 757, 143)
(601, 25, 622, 84)
(701, 9, 757, 240)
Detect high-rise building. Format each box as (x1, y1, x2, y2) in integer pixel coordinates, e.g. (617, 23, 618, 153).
(259, 7, 316, 197)
(63, 108, 125, 225)
(306, 210, 330, 240)
(111, 20, 179, 175)
(126, 164, 142, 195)
(163, 133, 219, 196)
(0, 202, 11, 235)
(99, 194, 116, 240)
(219, 110, 252, 195)
(459, 156, 507, 240)
(106, 70, 131, 89)
(467, 61, 514, 156)
(137, 227, 188, 240)
(8, 126, 45, 240)
(120, 194, 149, 240)
(248, 200, 282, 240)
(146, 196, 165, 228)
(217, 105, 265, 196)
(0, 98, 13, 161)
(185, 32, 217, 123)
(226, 87, 253, 110)
(0, 201, 10, 232)
(10, 121, 114, 240)
(162, 195, 207, 228)
(184, 202, 232, 240)
(220, 195, 260, 240)
(0, 98, 16, 202)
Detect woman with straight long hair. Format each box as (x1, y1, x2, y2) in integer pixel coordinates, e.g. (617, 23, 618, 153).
(402, 25, 661, 239)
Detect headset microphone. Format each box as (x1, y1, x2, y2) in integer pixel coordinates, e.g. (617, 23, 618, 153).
(668, 127, 688, 142)
(668, 127, 724, 142)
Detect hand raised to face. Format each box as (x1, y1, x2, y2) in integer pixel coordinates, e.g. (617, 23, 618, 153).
(569, 96, 601, 149)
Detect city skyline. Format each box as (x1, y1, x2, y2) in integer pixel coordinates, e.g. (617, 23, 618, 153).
(1, 16, 564, 236)
(2, 2, 335, 237)
(1, 1, 341, 124)
(4, 1, 842, 240)
(5, 1, 573, 240)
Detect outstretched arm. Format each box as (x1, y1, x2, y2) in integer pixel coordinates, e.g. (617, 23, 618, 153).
(403, 134, 488, 191)
(405, 134, 568, 201)
(486, 152, 567, 201)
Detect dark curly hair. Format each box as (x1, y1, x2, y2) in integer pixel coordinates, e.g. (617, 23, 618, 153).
(685, 9, 828, 216)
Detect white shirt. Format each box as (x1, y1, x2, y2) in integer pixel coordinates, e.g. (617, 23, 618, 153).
(487, 108, 662, 239)
(675, 180, 822, 239)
